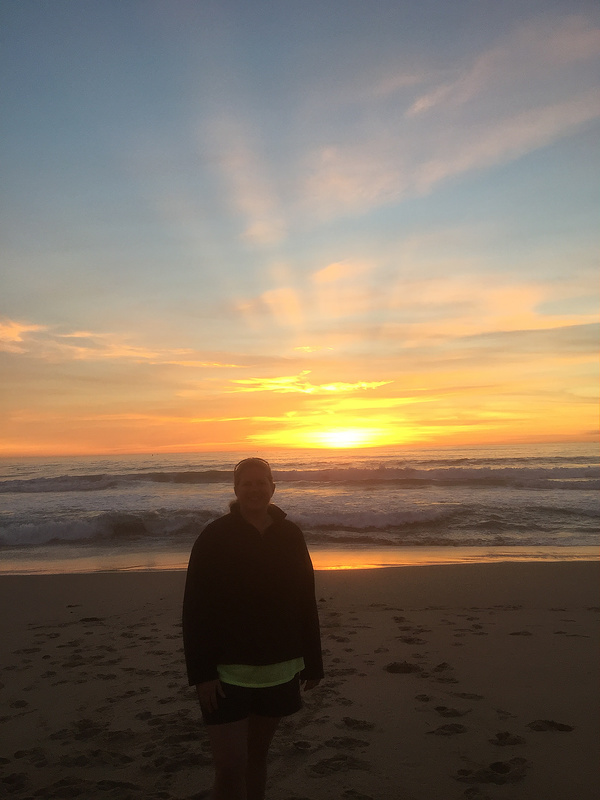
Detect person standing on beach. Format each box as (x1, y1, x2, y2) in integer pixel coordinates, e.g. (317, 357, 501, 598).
(182, 457, 323, 800)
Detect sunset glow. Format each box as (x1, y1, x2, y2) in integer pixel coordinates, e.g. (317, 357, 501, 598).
(251, 425, 394, 450)
(314, 429, 384, 449)
(1, 2, 598, 456)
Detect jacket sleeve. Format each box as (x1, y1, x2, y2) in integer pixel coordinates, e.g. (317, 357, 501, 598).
(182, 531, 221, 686)
(297, 534, 325, 681)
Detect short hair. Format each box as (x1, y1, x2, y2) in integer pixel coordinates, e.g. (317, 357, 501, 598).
(233, 457, 274, 486)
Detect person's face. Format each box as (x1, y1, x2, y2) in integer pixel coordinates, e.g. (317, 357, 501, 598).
(234, 464, 275, 515)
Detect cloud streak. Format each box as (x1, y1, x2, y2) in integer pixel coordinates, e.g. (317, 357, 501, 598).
(0, 319, 47, 352)
(302, 14, 600, 218)
(230, 371, 392, 394)
(0, 320, 244, 368)
(1, 3, 597, 454)
(205, 115, 287, 246)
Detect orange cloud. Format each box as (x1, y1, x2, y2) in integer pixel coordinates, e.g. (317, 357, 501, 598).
(230, 371, 392, 394)
(294, 345, 333, 353)
(0, 320, 243, 368)
(0, 319, 47, 352)
(261, 287, 304, 327)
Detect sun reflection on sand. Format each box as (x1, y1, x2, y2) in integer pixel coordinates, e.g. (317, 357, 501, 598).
(0, 545, 596, 576)
(309, 546, 599, 571)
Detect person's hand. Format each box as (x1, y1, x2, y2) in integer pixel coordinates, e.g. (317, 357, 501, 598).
(195, 679, 225, 713)
(301, 678, 321, 691)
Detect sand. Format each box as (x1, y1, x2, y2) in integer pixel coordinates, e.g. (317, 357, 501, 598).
(0, 561, 598, 800)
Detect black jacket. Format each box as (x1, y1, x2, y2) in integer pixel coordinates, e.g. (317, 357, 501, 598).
(182, 503, 324, 686)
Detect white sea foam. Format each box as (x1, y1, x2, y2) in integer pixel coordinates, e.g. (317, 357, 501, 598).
(0, 443, 597, 552)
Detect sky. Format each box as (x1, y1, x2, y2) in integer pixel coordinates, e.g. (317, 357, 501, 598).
(1, 0, 599, 456)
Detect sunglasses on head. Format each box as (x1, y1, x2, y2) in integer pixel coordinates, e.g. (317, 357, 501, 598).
(234, 457, 271, 473)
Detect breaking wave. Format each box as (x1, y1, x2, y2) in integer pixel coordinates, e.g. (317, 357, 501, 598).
(1, 446, 597, 555)
(1, 501, 597, 549)
(1, 464, 598, 494)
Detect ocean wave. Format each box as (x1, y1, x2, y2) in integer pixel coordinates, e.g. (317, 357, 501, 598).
(0, 509, 217, 547)
(1, 500, 597, 549)
(1, 520, 590, 550)
(0, 505, 452, 547)
(276, 466, 600, 490)
(1, 464, 598, 494)
(294, 505, 458, 532)
(0, 471, 230, 494)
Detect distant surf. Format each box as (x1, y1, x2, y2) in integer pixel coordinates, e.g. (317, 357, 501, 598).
(1, 443, 598, 572)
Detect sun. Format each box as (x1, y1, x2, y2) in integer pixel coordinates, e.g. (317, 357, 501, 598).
(248, 422, 405, 449)
(313, 427, 380, 448)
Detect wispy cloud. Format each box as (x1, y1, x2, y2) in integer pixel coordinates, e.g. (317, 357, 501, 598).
(205, 115, 287, 245)
(235, 285, 305, 331)
(383, 275, 595, 338)
(0, 319, 243, 368)
(0, 319, 47, 352)
(456, 322, 599, 358)
(408, 15, 600, 117)
(261, 287, 304, 327)
(230, 371, 392, 394)
(294, 345, 333, 354)
(303, 13, 600, 218)
(413, 89, 600, 194)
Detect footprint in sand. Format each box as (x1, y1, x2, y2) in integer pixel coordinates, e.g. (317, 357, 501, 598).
(490, 731, 526, 746)
(59, 749, 134, 767)
(310, 754, 371, 775)
(427, 723, 467, 735)
(281, 796, 313, 800)
(495, 709, 517, 720)
(455, 756, 530, 785)
(342, 717, 375, 731)
(343, 790, 375, 800)
(462, 789, 492, 800)
(329, 668, 359, 677)
(434, 706, 471, 718)
(13, 747, 47, 767)
(430, 662, 459, 684)
(527, 719, 574, 732)
(31, 777, 97, 797)
(293, 740, 313, 752)
(325, 736, 369, 750)
(384, 661, 422, 674)
(2, 773, 29, 792)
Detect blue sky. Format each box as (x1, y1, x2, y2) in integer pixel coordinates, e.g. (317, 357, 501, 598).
(1, 0, 598, 454)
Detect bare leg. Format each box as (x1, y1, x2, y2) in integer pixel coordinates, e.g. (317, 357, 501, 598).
(246, 715, 281, 800)
(206, 718, 249, 800)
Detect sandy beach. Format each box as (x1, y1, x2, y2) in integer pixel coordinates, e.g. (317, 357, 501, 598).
(1, 561, 598, 800)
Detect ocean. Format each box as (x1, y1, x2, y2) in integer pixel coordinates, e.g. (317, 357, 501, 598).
(0, 442, 598, 574)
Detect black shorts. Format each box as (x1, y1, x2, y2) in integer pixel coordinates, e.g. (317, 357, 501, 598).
(202, 676, 302, 726)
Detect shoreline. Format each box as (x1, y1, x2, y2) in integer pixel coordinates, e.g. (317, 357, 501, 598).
(1, 561, 598, 799)
(0, 543, 597, 576)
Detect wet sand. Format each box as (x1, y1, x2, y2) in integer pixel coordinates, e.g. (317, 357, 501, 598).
(0, 561, 598, 799)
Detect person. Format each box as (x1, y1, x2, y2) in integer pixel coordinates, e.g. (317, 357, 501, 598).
(182, 457, 323, 800)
